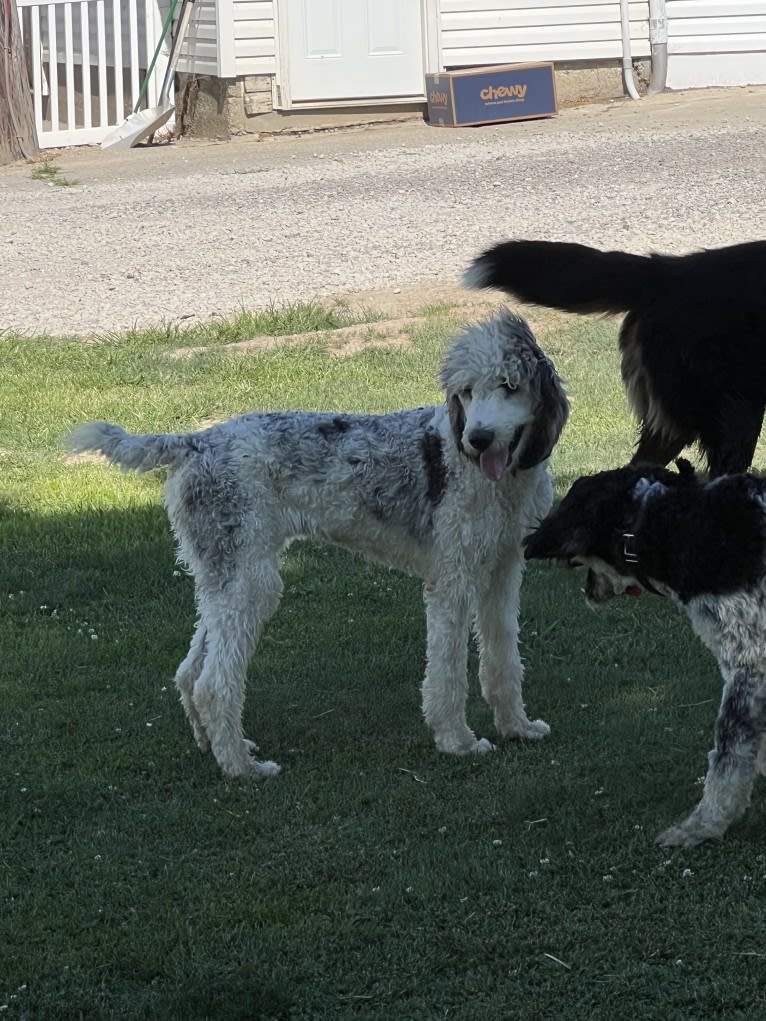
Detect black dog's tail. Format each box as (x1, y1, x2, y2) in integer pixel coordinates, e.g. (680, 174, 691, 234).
(464, 239, 664, 315)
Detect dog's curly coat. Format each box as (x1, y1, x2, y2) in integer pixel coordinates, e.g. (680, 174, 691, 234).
(70, 310, 568, 778)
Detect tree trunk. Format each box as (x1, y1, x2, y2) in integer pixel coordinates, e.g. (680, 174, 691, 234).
(0, 0, 40, 163)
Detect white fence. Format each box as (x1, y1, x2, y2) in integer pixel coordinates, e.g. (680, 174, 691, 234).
(17, 0, 167, 148)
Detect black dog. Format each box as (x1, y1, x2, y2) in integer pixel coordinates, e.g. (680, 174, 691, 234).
(524, 462, 766, 846)
(465, 239, 766, 476)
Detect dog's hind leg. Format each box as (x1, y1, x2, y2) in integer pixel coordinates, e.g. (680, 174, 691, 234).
(190, 558, 284, 779)
(475, 556, 550, 742)
(174, 624, 211, 752)
(697, 394, 765, 477)
(421, 583, 492, 755)
(657, 669, 766, 847)
(630, 422, 688, 470)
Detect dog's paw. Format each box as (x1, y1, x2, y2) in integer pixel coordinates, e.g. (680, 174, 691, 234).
(472, 737, 496, 755)
(215, 739, 282, 779)
(245, 739, 281, 778)
(499, 717, 551, 741)
(656, 824, 706, 849)
(220, 757, 281, 779)
(656, 814, 725, 848)
(435, 731, 495, 756)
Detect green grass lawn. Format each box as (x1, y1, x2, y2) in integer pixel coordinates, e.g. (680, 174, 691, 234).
(3, 304, 766, 1020)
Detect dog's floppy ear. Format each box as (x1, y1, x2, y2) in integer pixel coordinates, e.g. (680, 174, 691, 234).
(448, 394, 466, 452)
(517, 359, 569, 470)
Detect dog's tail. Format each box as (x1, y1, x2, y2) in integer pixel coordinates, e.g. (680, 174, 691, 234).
(68, 421, 195, 473)
(464, 240, 664, 315)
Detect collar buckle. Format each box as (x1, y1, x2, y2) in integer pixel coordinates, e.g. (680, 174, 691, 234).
(623, 532, 639, 563)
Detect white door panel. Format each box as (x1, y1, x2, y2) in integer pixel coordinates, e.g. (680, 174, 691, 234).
(283, 0, 424, 103)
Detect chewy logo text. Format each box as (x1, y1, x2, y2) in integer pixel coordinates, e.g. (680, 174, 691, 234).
(480, 84, 528, 100)
(429, 90, 449, 106)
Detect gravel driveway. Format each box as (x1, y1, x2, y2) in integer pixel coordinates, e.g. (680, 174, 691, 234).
(2, 86, 765, 337)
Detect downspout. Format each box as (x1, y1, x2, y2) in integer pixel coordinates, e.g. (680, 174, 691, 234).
(619, 0, 668, 99)
(619, 0, 640, 99)
(647, 0, 668, 94)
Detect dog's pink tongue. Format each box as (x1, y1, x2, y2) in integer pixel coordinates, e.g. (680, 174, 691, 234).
(626, 584, 643, 597)
(479, 449, 509, 482)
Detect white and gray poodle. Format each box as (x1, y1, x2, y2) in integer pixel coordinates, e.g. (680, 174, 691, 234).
(70, 310, 568, 778)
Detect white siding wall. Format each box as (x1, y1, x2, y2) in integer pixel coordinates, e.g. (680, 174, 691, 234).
(439, 0, 649, 68)
(233, 0, 276, 75)
(666, 0, 766, 87)
(190, 2, 766, 93)
(167, 0, 276, 81)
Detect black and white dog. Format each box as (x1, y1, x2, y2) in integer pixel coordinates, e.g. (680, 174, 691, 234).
(465, 239, 766, 477)
(524, 462, 766, 847)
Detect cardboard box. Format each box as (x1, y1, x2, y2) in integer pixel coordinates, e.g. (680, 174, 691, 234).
(425, 63, 557, 128)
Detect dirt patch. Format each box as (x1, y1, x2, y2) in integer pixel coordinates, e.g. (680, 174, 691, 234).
(330, 282, 573, 336)
(330, 281, 499, 319)
(169, 317, 419, 360)
(167, 283, 568, 361)
(62, 450, 107, 465)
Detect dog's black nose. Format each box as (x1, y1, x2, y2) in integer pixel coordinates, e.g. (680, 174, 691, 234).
(467, 426, 498, 451)
(467, 428, 495, 452)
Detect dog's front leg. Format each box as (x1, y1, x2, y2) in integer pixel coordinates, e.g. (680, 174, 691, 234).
(475, 556, 550, 742)
(421, 583, 492, 755)
(657, 669, 766, 847)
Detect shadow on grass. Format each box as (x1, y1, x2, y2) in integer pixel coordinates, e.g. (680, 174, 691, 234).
(0, 500, 429, 773)
(5, 503, 766, 1019)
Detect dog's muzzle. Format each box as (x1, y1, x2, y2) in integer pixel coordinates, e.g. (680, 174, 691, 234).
(584, 569, 619, 605)
(467, 426, 524, 481)
(584, 568, 644, 605)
